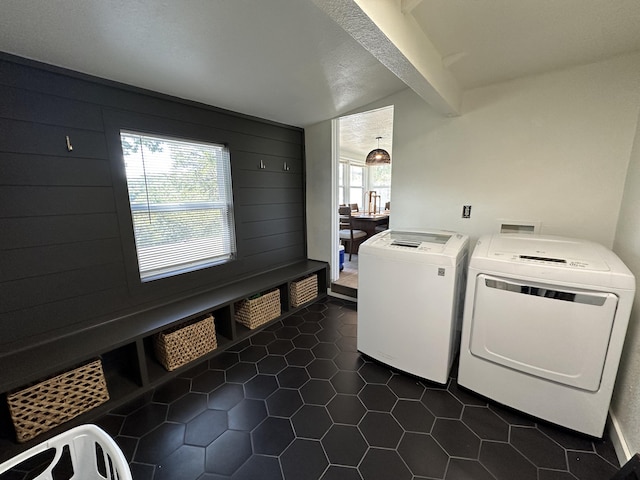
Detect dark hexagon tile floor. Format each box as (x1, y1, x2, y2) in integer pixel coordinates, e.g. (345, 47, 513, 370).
(92, 297, 621, 480)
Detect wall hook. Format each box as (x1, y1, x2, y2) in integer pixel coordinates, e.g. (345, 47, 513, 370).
(65, 135, 73, 152)
(283, 162, 290, 171)
(259, 159, 266, 169)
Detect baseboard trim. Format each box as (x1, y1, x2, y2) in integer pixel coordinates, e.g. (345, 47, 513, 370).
(330, 283, 357, 299)
(328, 288, 357, 302)
(609, 410, 632, 466)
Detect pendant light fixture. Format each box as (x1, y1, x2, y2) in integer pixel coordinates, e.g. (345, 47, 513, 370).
(365, 136, 391, 165)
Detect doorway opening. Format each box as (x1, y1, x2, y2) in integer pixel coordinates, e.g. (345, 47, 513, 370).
(330, 105, 394, 299)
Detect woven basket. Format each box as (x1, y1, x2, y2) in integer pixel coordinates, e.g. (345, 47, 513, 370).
(235, 289, 281, 329)
(7, 359, 110, 443)
(154, 314, 217, 372)
(290, 274, 318, 308)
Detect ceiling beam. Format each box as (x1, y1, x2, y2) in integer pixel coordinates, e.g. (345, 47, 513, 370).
(312, 0, 461, 116)
(401, 0, 423, 15)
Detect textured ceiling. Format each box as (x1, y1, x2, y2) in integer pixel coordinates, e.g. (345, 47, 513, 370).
(412, 0, 640, 89)
(2, 0, 640, 156)
(339, 106, 394, 161)
(0, 0, 406, 128)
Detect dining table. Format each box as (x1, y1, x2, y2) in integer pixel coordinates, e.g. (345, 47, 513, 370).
(350, 211, 390, 238)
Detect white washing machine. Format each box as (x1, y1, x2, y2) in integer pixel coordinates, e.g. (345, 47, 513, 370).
(458, 233, 635, 437)
(357, 229, 469, 384)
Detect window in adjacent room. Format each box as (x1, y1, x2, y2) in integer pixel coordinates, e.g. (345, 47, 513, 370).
(338, 160, 366, 208)
(120, 131, 236, 282)
(349, 165, 365, 207)
(369, 163, 391, 207)
(338, 162, 346, 205)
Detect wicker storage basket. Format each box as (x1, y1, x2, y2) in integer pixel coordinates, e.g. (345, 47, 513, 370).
(235, 289, 281, 329)
(7, 359, 110, 443)
(153, 314, 217, 372)
(290, 274, 318, 308)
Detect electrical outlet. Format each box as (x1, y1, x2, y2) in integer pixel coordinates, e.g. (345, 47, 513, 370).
(462, 205, 472, 218)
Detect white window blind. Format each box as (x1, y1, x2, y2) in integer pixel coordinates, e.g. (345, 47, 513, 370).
(120, 131, 236, 282)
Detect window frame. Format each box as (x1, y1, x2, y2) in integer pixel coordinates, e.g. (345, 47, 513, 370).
(119, 130, 237, 282)
(339, 157, 367, 209)
(368, 163, 392, 209)
(104, 109, 241, 293)
(339, 157, 391, 211)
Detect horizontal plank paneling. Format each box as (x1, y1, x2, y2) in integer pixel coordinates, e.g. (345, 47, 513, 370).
(0, 287, 131, 348)
(232, 150, 302, 172)
(0, 262, 125, 313)
(0, 213, 119, 248)
(0, 84, 104, 131)
(229, 137, 301, 158)
(235, 170, 302, 189)
(0, 238, 122, 282)
(240, 204, 304, 222)
(0, 58, 303, 143)
(235, 187, 303, 206)
(0, 186, 115, 217)
(0, 54, 307, 377)
(243, 231, 305, 256)
(0, 153, 111, 186)
(104, 107, 300, 160)
(242, 218, 304, 239)
(0, 118, 108, 159)
(243, 244, 306, 270)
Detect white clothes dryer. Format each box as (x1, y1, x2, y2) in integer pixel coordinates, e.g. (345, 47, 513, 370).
(458, 233, 635, 437)
(357, 230, 469, 384)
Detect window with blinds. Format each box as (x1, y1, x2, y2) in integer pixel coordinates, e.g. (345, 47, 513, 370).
(120, 131, 236, 282)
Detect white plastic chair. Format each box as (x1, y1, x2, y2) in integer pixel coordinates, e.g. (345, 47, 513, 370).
(0, 424, 132, 480)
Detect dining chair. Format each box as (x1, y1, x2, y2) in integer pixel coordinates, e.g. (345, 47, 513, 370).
(339, 206, 367, 261)
(349, 203, 359, 212)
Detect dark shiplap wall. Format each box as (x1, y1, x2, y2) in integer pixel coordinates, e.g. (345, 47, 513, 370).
(0, 54, 306, 352)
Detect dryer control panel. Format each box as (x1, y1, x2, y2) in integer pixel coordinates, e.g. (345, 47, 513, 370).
(486, 235, 611, 271)
(492, 252, 605, 270)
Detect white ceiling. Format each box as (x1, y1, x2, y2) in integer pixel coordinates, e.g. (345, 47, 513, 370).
(412, 0, 640, 90)
(0, 0, 406, 128)
(2, 0, 640, 157)
(340, 106, 394, 161)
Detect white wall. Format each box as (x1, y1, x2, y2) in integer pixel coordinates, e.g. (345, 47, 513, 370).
(305, 120, 333, 264)
(308, 54, 640, 254)
(612, 104, 640, 458)
(388, 53, 640, 247)
(305, 52, 640, 453)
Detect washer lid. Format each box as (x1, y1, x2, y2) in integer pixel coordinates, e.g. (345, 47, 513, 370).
(389, 231, 451, 248)
(361, 229, 469, 259)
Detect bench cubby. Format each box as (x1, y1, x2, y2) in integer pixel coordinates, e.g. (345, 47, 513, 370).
(0, 260, 328, 456)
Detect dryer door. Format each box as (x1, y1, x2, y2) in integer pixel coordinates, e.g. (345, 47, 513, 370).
(469, 274, 618, 392)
